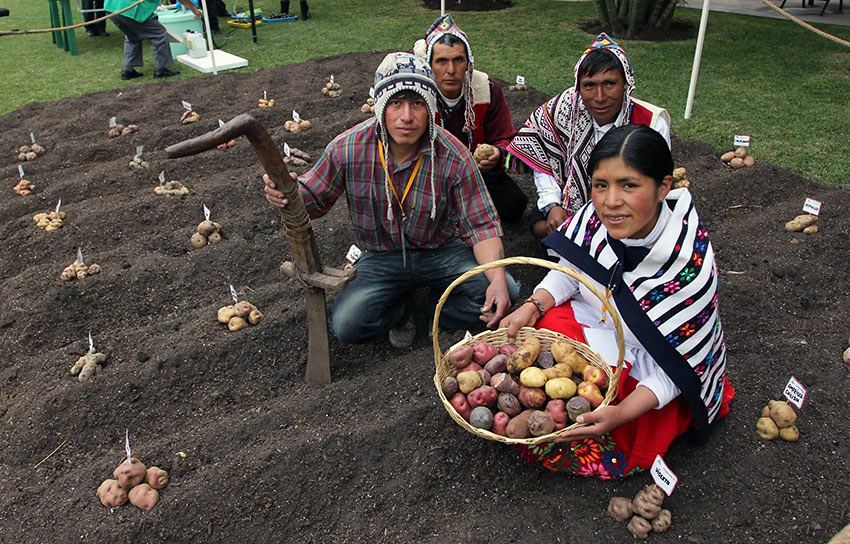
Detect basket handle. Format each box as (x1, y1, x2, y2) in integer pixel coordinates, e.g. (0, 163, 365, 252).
(431, 256, 626, 387)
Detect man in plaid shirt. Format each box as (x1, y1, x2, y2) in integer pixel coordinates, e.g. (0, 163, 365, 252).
(264, 52, 519, 348)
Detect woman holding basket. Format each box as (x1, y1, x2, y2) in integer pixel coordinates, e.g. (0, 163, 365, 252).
(500, 125, 733, 479)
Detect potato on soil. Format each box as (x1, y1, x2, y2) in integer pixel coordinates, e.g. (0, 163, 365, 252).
(652, 509, 672, 533)
(228, 316, 249, 331)
(469, 406, 494, 430)
(217, 305, 236, 323)
(145, 466, 169, 490)
(743, 155, 755, 167)
(720, 150, 735, 162)
(632, 485, 664, 519)
(180, 110, 200, 124)
(785, 214, 818, 232)
(779, 425, 799, 442)
(607, 496, 633, 522)
(734, 146, 748, 158)
(527, 410, 555, 436)
(843, 346, 850, 365)
(128, 483, 159, 511)
(208, 231, 223, 244)
(769, 401, 797, 428)
(730, 157, 745, 169)
(628, 516, 652, 539)
(114, 458, 147, 488)
(233, 300, 254, 318)
(190, 232, 207, 248)
(13, 179, 35, 195)
(248, 309, 264, 325)
(506, 336, 541, 373)
(97, 479, 129, 507)
(803, 224, 818, 235)
(756, 416, 779, 440)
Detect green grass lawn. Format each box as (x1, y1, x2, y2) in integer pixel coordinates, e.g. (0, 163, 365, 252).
(2, 0, 849, 185)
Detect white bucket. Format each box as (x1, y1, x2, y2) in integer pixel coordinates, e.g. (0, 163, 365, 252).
(183, 31, 207, 59)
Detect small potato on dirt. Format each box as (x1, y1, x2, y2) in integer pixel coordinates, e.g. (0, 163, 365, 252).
(97, 479, 129, 507)
(756, 416, 779, 440)
(114, 458, 147, 488)
(450, 392, 471, 421)
(652, 509, 672, 533)
(469, 406, 494, 430)
(228, 316, 249, 331)
(468, 385, 497, 408)
(145, 466, 169, 490)
(743, 155, 755, 167)
(785, 214, 817, 232)
(248, 309, 264, 325)
(190, 232, 207, 248)
(607, 496, 633, 522)
(545, 377, 577, 400)
(483, 354, 507, 375)
(448, 345, 473, 369)
(208, 231, 222, 244)
(730, 157, 745, 169)
(128, 483, 159, 511)
(497, 392, 521, 416)
(779, 424, 799, 442)
(457, 370, 483, 394)
(197, 220, 217, 236)
(299, 120, 311, 131)
(843, 346, 850, 365)
(633, 485, 664, 519)
(803, 224, 818, 235)
(217, 305, 236, 323)
(492, 411, 510, 435)
(527, 410, 554, 436)
(233, 300, 254, 318)
(25, 151, 38, 161)
(520, 366, 547, 388)
(769, 401, 797, 428)
(628, 516, 652, 539)
(518, 385, 546, 409)
(506, 337, 541, 373)
(441, 376, 459, 397)
(734, 146, 748, 158)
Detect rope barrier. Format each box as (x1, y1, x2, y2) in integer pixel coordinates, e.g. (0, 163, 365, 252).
(0, 0, 146, 36)
(760, 0, 850, 48)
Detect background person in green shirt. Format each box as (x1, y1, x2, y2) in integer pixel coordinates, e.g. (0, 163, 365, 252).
(104, 0, 201, 80)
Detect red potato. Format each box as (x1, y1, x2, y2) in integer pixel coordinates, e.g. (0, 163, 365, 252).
(582, 366, 609, 389)
(491, 372, 520, 395)
(505, 409, 535, 439)
(477, 369, 491, 386)
(499, 344, 518, 357)
(473, 341, 498, 364)
(448, 345, 473, 369)
(545, 399, 568, 430)
(577, 381, 604, 408)
(97, 479, 129, 507)
(483, 354, 508, 375)
(441, 376, 459, 397)
(128, 483, 159, 511)
(518, 385, 547, 409)
(492, 412, 510, 435)
(114, 458, 147, 489)
(145, 466, 169, 490)
(497, 392, 522, 416)
(457, 362, 483, 374)
(450, 392, 471, 421)
(468, 386, 498, 408)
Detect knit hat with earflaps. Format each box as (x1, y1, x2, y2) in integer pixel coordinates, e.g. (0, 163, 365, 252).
(373, 52, 439, 220)
(412, 13, 476, 134)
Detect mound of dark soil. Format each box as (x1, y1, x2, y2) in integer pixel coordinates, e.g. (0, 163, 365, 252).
(422, 0, 512, 11)
(1, 51, 849, 543)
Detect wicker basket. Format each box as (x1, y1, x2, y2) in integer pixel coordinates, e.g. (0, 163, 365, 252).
(432, 256, 626, 445)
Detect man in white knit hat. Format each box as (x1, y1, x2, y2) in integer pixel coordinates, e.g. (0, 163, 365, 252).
(264, 52, 518, 348)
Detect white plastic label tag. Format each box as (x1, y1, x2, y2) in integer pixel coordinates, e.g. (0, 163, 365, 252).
(263, 90, 268, 100)
(345, 244, 362, 264)
(30, 132, 36, 144)
(368, 87, 375, 98)
(283, 142, 291, 157)
(230, 284, 238, 303)
(733, 135, 750, 147)
(77, 246, 84, 264)
(516, 75, 525, 85)
(18, 164, 25, 178)
(651, 455, 678, 496)
(463, 331, 473, 340)
(109, 117, 117, 128)
(203, 204, 210, 221)
(136, 145, 143, 156)
(784, 376, 807, 409)
(292, 110, 301, 123)
(329, 74, 335, 84)
(88, 331, 94, 351)
(182, 100, 192, 111)
(158, 171, 166, 186)
(218, 119, 225, 128)
(55, 199, 62, 213)
(124, 429, 132, 465)
(802, 198, 822, 216)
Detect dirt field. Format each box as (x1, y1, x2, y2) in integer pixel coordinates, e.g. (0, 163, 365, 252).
(1, 51, 849, 543)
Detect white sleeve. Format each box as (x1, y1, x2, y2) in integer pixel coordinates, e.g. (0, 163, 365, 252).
(630, 352, 681, 409)
(652, 116, 672, 150)
(533, 170, 563, 211)
(535, 255, 580, 306)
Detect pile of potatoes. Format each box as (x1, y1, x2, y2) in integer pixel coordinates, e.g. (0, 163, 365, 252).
(61, 260, 101, 281)
(16, 143, 46, 162)
(284, 119, 312, 134)
(608, 484, 672, 539)
(756, 400, 799, 441)
(672, 167, 690, 189)
(98, 458, 169, 511)
(720, 147, 755, 169)
(217, 139, 237, 150)
(321, 81, 342, 97)
(217, 301, 263, 331)
(359, 97, 375, 114)
(180, 110, 200, 125)
(13, 178, 35, 195)
(154, 180, 190, 196)
(508, 83, 529, 91)
(128, 154, 151, 170)
(440, 336, 611, 439)
(472, 143, 495, 166)
(283, 147, 312, 167)
(258, 97, 276, 108)
(107, 124, 138, 138)
(70, 348, 107, 382)
(785, 213, 818, 235)
(190, 219, 223, 248)
(33, 210, 66, 231)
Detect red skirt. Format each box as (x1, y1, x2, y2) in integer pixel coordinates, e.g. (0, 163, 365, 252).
(514, 303, 734, 479)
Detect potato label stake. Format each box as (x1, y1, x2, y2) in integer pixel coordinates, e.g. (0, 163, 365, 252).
(283, 142, 291, 158)
(292, 110, 301, 123)
(18, 165, 24, 178)
(516, 75, 526, 85)
(733, 134, 750, 147)
(109, 117, 117, 128)
(369, 87, 375, 98)
(124, 429, 132, 465)
(182, 100, 192, 112)
(88, 331, 94, 351)
(203, 204, 210, 221)
(263, 90, 267, 100)
(55, 199, 62, 213)
(158, 171, 165, 186)
(230, 284, 238, 303)
(651, 455, 677, 496)
(136, 145, 143, 157)
(802, 198, 822, 216)
(30, 132, 36, 144)
(329, 74, 334, 84)
(77, 246, 84, 265)
(218, 119, 225, 128)
(783, 376, 807, 409)
(345, 244, 361, 264)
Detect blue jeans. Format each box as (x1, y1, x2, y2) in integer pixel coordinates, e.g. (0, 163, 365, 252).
(330, 240, 520, 344)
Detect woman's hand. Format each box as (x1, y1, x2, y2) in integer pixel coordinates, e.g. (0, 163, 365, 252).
(553, 405, 622, 442)
(499, 302, 538, 340)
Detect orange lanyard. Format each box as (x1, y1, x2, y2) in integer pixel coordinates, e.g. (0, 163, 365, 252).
(378, 141, 424, 222)
(600, 287, 612, 323)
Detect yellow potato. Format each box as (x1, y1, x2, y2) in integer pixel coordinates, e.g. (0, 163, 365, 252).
(756, 416, 779, 440)
(785, 214, 817, 232)
(520, 367, 547, 388)
(550, 340, 575, 365)
(734, 146, 748, 158)
(779, 425, 799, 442)
(543, 362, 572, 380)
(545, 377, 577, 399)
(506, 337, 541, 374)
(720, 151, 736, 162)
(217, 305, 236, 323)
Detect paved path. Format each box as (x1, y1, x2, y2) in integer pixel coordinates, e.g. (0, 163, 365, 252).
(680, 0, 850, 28)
